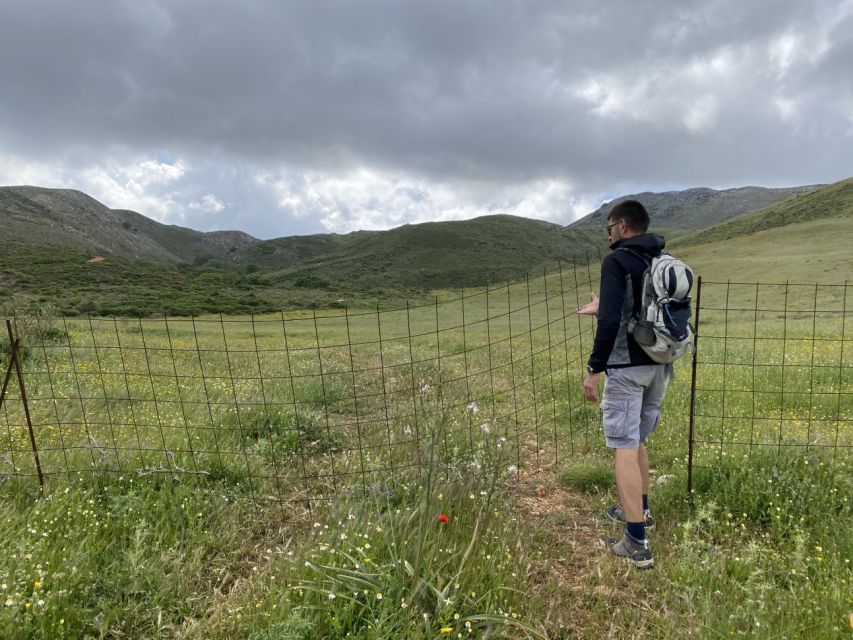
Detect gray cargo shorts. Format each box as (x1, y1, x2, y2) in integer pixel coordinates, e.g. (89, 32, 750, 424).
(600, 364, 672, 449)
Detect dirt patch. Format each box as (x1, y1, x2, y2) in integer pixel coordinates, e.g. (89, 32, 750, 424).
(87, 256, 105, 263)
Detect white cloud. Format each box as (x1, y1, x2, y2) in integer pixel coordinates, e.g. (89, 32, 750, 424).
(0, 154, 65, 187)
(257, 166, 585, 233)
(188, 193, 225, 212)
(683, 96, 720, 133)
(79, 157, 186, 220)
(768, 32, 800, 78)
(775, 95, 799, 122)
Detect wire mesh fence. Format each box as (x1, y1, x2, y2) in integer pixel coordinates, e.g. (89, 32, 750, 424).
(0, 262, 606, 505)
(687, 278, 852, 489)
(2, 270, 850, 504)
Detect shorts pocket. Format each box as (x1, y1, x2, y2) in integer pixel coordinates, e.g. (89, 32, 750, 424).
(601, 396, 630, 440)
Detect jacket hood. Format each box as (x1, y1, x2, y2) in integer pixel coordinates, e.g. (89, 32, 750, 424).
(610, 233, 666, 255)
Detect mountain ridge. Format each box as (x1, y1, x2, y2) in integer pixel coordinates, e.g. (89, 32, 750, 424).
(1, 179, 847, 316)
(571, 184, 822, 231)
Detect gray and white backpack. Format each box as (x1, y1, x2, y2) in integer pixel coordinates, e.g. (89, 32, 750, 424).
(622, 249, 695, 363)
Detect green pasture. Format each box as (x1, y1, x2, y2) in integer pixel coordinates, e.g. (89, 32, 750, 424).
(0, 255, 850, 638)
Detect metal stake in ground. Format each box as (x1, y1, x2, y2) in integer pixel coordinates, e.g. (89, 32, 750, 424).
(4, 319, 45, 492)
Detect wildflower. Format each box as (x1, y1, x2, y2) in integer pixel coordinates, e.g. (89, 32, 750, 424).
(437, 514, 449, 524)
(440, 627, 453, 634)
(376, 592, 383, 600)
(328, 593, 336, 600)
(33, 581, 43, 589)
(480, 423, 491, 435)
(507, 464, 517, 475)
(467, 401, 479, 414)
(815, 545, 822, 552)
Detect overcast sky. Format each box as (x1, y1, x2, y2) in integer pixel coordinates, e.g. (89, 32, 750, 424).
(1, 0, 851, 239)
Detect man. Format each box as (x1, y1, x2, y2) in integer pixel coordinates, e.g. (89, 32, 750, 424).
(576, 199, 670, 570)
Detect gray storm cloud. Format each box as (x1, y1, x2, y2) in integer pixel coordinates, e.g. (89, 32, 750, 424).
(0, 0, 851, 237)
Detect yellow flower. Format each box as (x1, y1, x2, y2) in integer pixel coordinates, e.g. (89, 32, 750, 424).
(33, 581, 43, 589)
(440, 627, 453, 634)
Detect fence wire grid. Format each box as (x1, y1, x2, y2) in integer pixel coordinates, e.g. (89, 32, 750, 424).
(1, 270, 851, 505)
(688, 278, 852, 489)
(1, 263, 607, 505)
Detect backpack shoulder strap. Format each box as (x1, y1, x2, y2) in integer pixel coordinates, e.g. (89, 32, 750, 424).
(615, 247, 653, 267)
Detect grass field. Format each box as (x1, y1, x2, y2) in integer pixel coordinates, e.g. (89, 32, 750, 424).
(0, 224, 851, 638)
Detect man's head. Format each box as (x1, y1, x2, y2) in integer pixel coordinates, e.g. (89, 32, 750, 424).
(606, 200, 649, 243)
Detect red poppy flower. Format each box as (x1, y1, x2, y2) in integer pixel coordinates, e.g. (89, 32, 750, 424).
(437, 514, 449, 524)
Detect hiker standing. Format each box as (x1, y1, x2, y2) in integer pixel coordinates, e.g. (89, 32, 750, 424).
(576, 199, 692, 569)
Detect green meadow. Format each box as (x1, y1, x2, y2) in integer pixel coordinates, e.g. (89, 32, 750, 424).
(0, 215, 851, 638)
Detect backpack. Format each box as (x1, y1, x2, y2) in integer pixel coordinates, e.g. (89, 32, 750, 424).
(620, 249, 695, 363)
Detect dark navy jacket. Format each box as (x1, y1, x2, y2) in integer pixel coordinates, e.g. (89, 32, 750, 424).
(587, 234, 666, 373)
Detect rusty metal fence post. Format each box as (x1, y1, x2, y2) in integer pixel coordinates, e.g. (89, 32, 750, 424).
(687, 276, 703, 497)
(1, 319, 45, 491)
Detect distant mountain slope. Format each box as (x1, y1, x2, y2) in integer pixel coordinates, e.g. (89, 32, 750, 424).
(258, 215, 600, 290)
(2, 179, 849, 317)
(675, 177, 853, 246)
(0, 186, 259, 263)
(571, 185, 820, 231)
(0, 185, 600, 315)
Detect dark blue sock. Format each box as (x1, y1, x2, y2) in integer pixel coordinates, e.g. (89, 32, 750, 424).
(642, 494, 649, 511)
(627, 521, 645, 541)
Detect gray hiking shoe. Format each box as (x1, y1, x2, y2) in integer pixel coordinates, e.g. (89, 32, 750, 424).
(605, 505, 655, 529)
(606, 532, 654, 570)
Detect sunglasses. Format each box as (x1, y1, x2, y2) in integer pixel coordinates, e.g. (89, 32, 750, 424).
(606, 221, 620, 234)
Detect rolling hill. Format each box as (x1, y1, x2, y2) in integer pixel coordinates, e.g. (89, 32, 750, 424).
(1, 178, 848, 316)
(0, 186, 600, 315)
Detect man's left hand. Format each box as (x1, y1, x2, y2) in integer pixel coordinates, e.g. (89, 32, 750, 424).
(576, 292, 599, 316)
(583, 373, 601, 402)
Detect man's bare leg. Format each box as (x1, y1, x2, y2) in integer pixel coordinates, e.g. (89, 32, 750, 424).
(638, 443, 650, 496)
(614, 448, 643, 523)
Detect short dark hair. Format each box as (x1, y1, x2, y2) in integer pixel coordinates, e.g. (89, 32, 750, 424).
(608, 200, 650, 233)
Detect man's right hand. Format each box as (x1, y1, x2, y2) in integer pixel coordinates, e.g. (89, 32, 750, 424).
(582, 372, 601, 402)
(576, 292, 599, 316)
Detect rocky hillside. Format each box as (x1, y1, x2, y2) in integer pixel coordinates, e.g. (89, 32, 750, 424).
(0, 186, 258, 264)
(570, 185, 821, 230)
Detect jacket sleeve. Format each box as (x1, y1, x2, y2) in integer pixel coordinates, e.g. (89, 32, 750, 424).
(587, 255, 628, 373)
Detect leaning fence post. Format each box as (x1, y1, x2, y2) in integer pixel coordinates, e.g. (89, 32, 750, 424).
(4, 320, 45, 492)
(687, 276, 703, 498)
